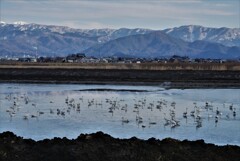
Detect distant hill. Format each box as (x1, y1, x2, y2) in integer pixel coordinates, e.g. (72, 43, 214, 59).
(0, 22, 240, 58)
(163, 25, 240, 47)
(188, 40, 240, 59)
(84, 31, 192, 58)
(84, 31, 240, 59)
(0, 22, 151, 57)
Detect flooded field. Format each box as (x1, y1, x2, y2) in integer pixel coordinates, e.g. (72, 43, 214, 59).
(0, 83, 239, 145)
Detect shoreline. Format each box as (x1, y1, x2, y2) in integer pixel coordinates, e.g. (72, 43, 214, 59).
(0, 130, 239, 147)
(0, 65, 240, 88)
(0, 131, 239, 161)
(1, 80, 240, 89)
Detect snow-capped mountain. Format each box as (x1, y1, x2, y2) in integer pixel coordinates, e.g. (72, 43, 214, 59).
(0, 22, 240, 58)
(0, 23, 152, 57)
(13, 21, 28, 25)
(163, 25, 240, 47)
(84, 31, 240, 59)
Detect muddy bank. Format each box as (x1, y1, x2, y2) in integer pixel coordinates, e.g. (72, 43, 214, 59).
(0, 67, 240, 88)
(0, 131, 239, 161)
(75, 88, 151, 92)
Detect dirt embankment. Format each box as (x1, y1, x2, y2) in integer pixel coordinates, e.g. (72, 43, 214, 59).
(0, 131, 239, 161)
(0, 67, 240, 87)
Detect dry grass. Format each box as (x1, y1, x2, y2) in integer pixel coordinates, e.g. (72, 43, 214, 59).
(0, 62, 240, 71)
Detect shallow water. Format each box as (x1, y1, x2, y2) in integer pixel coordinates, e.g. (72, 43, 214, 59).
(0, 83, 239, 146)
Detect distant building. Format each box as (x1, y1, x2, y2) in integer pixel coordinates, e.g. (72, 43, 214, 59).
(18, 58, 37, 62)
(66, 53, 86, 63)
(169, 55, 190, 63)
(75, 53, 86, 58)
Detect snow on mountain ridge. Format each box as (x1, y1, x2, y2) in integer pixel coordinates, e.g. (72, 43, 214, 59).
(1, 22, 153, 40)
(1, 22, 240, 58)
(163, 25, 240, 47)
(0, 22, 153, 57)
(13, 21, 28, 25)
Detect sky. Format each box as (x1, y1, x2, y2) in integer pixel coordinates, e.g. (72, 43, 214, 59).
(0, 0, 240, 29)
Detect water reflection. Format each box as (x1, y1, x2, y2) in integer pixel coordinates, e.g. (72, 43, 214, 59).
(0, 83, 239, 146)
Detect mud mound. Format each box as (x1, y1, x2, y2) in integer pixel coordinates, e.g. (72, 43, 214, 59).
(0, 131, 239, 161)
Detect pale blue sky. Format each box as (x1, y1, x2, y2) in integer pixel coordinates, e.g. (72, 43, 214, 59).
(1, 0, 240, 29)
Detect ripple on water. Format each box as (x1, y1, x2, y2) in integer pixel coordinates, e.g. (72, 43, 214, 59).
(0, 83, 239, 146)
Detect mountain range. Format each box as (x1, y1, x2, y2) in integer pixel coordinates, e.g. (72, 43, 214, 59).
(0, 22, 240, 59)
(84, 31, 240, 59)
(164, 25, 240, 47)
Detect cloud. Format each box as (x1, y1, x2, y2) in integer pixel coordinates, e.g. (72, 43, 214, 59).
(62, 21, 114, 29)
(215, 3, 232, 7)
(6, 0, 233, 18)
(1, 0, 239, 29)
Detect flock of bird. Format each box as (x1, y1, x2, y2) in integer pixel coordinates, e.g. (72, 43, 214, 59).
(1, 91, 238, 130)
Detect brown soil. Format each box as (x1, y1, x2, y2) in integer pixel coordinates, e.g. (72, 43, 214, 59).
(0, 67, 240, 88)
(0, 131, 239, 161)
